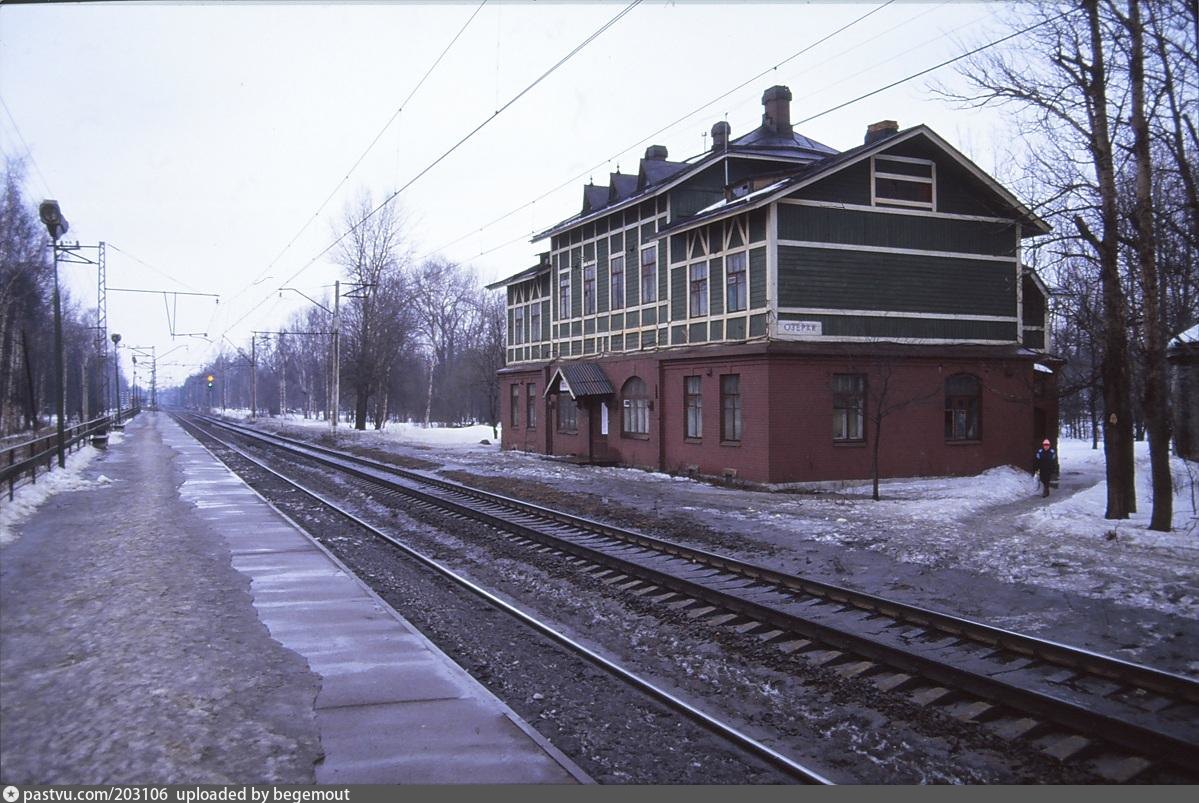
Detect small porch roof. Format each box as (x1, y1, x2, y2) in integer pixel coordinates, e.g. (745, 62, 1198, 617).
(544, 362, 615, 400)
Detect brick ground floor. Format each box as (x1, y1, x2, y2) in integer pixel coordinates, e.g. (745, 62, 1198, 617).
(499, 341, 1060, 486)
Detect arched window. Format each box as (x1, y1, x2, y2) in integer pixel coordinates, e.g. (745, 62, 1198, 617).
(621, 376, 649, 436)
(945, 374, 981, 441)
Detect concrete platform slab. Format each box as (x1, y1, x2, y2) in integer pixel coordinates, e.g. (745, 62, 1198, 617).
(161, 414, 588, 784)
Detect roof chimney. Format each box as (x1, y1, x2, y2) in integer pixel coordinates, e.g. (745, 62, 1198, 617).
(761, 85, 792, 136)
(644, 144, 668, 161)
(864, 120, 899, 145)
(710, 121, 730, 152)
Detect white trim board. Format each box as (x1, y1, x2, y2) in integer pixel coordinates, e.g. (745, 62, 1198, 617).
(778, 307, 1017, 323)
(780, 198, 1015, 225)
(777, 239, 1017, 263)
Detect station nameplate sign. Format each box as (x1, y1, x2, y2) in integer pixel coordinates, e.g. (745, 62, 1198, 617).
(777, 320, 822, 339)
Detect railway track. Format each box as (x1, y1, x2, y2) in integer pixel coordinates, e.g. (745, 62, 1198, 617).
(175, 411, 833, 784)
(179, 412, 1199, 782)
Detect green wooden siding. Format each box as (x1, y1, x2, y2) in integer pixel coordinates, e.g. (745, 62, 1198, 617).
(671, 266, 687, 319)
(625, 227, 640, 307)
(777, 245, 1016, 317)
(880, 138, 1012, 218)
(797, 160, 871, 205)
(597, 239, 609, 314)
(709, 255, 724, 316)
(1022, 275, 1046, 326)
(1022, 328, 1045, 349)
(778, 205, 1017, 257)
(749, 246, 767, 308)
(779, 312, 1017, 341)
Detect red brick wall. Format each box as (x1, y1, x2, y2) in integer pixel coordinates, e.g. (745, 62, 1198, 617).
(499, 368, 547, 454)
(766, 356, 1038, 484)
(502, 351, 1049, 485)
(660, 357, 773, 482)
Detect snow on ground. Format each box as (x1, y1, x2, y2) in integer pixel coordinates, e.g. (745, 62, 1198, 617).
(0, 432, 120, 546)
(224, 411, 500, 447)
(226, 413, 1199, 650)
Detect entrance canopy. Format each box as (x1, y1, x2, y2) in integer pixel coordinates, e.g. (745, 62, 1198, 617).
(544, 362, 615, 400)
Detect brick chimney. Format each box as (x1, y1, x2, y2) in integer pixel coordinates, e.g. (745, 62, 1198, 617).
(644, 144, 668, 161)
(761, 85, 793, 136)
(710, 121, 730, 152)
(864, 120, 899, 145)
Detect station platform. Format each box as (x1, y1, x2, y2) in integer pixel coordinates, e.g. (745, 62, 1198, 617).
(0, 412, 588, 785)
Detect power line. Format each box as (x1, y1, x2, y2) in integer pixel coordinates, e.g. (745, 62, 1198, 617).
(214, 0, 642, 348)
(419, 0, 898, 261)
(0, 95, 55, 198)
(241, 0, 489, 294)
(794, 10, 1073, 126)
(449, 6, 1070, 268)
(108, 243, 206, 293)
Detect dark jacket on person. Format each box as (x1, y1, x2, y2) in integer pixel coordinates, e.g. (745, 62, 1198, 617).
(1033, 447, 1059, 482)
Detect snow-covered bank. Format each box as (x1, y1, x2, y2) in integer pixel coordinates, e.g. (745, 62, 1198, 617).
(0, 432, 120, 546)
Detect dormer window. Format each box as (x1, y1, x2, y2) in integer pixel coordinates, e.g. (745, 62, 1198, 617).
(872, 155, 934, 210)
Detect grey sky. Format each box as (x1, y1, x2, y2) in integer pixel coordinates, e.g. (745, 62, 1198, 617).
(1, 1, 1020, 386)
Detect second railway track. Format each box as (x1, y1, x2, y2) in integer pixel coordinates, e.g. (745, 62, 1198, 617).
(179, 411, 1199, 783)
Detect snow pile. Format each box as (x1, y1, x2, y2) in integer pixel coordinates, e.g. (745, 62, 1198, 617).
(252, 413, 501, 448)
(0, 445, 114, 546)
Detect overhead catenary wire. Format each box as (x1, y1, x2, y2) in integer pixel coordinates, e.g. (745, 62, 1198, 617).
(212, 0, 643, 352)
(0, 95, 55, 199)
(108, 243, 207, 294)
(443, 5, 1073, 269)
(418, 0, 899, 262)
(239, 0, 489, 294)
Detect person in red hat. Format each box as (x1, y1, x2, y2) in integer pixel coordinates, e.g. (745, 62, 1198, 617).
(1033, 438, 1059, 498)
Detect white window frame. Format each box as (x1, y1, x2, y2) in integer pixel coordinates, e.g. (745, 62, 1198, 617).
(610, 254, 625, 311)
(583, 261, 597, 316)
(640, 243, 658, 303)
(558, 269, 571, 320)
(871, 155, 936, 211)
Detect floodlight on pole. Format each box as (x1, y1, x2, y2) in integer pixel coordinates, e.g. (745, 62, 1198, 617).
(39, 200, 70, 468)
(111, 332, 124, 429)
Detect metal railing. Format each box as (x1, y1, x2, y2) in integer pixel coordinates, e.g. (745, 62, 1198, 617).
(2, 408, 139, 502)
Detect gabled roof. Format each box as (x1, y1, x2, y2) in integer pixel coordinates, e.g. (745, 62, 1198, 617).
(656, 125, 1052, 239)
(582, 184, 609, 213)
(640, 158, 689, 189)
(485, 260, 550, 291)
(608, 173, 638, 204)
(545, 362, 614, 399)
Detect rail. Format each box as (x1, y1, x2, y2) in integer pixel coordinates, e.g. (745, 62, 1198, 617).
(2, 408, 139, 501)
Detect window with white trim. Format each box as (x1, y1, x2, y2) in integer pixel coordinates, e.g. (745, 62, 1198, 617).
(530, 303, 541, 342)
(610, 255, 625, 310)
(514, 306, 526, 345)
(621, 376, 649, 437)
(641, 245, 657, 302)
(726, 252, 747, 312)
(689, 262, 709, 317)
(583, 263, 596, 315)
(872, 155, 934, 210)
(558, 270, 570, 319)
(684, 375, 703, 439)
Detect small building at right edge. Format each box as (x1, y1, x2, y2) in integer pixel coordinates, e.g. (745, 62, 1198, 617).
(489, 85, 1062, 487)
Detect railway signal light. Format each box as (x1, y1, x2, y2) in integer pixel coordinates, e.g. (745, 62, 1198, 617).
(206, 374, 215, 388)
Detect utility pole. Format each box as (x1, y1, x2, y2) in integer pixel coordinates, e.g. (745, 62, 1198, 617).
(111, 332, 124, 429)
(251, 334, 258, 419)
(38, 201, 69, 468)
(332, 280, 341, 429)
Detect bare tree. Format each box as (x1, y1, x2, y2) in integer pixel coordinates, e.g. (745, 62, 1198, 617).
(332, 192, 412, 430)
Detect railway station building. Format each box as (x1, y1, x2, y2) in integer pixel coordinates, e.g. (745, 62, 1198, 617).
(488, 85, 1060, 486)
